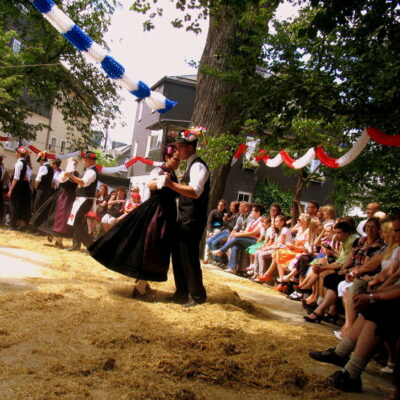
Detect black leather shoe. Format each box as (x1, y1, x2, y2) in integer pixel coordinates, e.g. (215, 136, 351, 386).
(165, 294, 189, 305)
(309, 347, 349, 367)
(329, 370, 362, 393)
(66, 244, 81, 252)
(182, 299, 203, 308)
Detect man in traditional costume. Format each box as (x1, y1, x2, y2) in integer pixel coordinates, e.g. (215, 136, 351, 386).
(166, 129, 210, 307)
(64, 151, 98, 251)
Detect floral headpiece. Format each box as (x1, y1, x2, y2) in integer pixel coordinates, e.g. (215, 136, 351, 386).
(176, 126, 207, 144)
(37, 151, 48, 162)
(82, 151, 97, 160)
(17, 146, 29, 154)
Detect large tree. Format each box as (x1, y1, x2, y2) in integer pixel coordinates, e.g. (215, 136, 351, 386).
(131, 0, 400, 212)
(0, 0, 121, 147)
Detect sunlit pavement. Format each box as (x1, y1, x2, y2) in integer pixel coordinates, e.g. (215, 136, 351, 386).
(0, 247, 51, 288)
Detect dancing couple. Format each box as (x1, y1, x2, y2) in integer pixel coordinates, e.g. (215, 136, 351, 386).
(89, 131, 210, 308)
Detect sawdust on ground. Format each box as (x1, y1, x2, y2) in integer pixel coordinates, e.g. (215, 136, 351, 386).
(0, 228, 393, 400)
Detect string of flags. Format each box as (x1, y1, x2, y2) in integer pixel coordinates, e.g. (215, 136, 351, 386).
(29, 0, 177, 114)
(1, 127, 399, 173)
(0, 137, 162, 174)
(231, 127, 400, 168)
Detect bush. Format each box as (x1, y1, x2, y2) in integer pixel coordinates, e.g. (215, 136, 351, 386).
(254, 178, 293, 216)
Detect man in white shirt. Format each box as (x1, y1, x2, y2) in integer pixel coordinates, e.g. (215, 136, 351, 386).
(64, 151, 98, 251)
(51, 158, 62, 190)
(357, 202, 380, 237)
(165, 130, 210, 307)
(33, 152, 54, 213)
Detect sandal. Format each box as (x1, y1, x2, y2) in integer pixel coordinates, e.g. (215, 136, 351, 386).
(304, 312, 323, 324)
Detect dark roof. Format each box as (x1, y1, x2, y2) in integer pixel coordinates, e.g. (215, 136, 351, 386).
(151, 74, 197, 90)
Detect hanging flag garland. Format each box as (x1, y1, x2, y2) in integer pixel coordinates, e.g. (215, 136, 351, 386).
(366, 127, 400, 147)
(29, 0, 177, 114)
(230, 128, 397, 168)
(2, 126, 399, 173)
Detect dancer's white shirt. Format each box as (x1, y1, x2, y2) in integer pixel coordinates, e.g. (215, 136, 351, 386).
(35, 162, 50, 182)
(185, 153, 209, 197)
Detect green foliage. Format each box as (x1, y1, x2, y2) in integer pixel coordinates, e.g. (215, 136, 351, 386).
(0, 0, 121, 146)
(254, 178, 293, 215)
(197, 133, 243, 170)
(93, 149, 118, 167)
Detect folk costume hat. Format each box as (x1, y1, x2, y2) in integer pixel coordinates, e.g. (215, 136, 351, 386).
(82, 151, 97, 160)
(175, 127, 207, 144)
(16, 146, 29, 154)
(36, 151, 48, 162)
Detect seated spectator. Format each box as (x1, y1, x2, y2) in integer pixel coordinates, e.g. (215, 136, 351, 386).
(309, 216, 400, 395)
(357, 202, 380, 236)
(304, 219, 382, 324)
(336, 218, 384, 335)
(86, 183, 109, 238)
(278, 217, 322, 285)
(253, 215, 293, 283)
(207, 201, 249, 266)
(246, 216, 272, 267)
(291, 201, 319, 235)
(203, 199, 227, 262)
(101, 187, 126, 232)
(116, 188, 142, 223)
(211, 204, 264, 274)
(321, 204, 335, 229)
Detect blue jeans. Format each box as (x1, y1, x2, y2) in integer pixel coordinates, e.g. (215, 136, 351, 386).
(219, 237, 257, 270)
(207, 230, 229, 250)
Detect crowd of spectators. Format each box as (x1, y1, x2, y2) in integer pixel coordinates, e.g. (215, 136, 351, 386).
(205, 199, 400, 398)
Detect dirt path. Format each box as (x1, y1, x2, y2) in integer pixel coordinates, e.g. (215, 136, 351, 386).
(0, 228, 394, 400)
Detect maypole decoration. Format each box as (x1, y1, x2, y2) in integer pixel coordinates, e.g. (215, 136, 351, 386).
(30, 0, 177, 113)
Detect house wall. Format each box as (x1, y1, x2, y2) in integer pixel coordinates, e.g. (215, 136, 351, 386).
(1, 106, 80, 176)
(222, 159, 335, 208)
(128, 97, 160, 177)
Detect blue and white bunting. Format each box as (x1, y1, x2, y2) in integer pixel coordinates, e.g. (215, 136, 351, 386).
(30, 0, 177, 113)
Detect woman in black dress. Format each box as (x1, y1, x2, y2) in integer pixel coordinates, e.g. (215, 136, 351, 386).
(7, 146, 32, 230)
(31, 158, 79, 248)
(89, 145, 180, 300)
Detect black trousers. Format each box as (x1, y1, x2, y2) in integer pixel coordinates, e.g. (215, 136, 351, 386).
(72, 198, 94, 248)
(172, 222, 207, 303)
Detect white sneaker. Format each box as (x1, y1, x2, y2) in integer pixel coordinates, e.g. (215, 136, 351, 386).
(333, 330, 344, 340)
(381, 364, 394, 374)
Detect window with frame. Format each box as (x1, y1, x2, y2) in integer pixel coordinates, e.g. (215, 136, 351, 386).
(49, 137, 57, 152)
(2, 134, 19, 151)
(237, 191, 252, 203)
(149, 130, 162, 151)
(60, 140, 66, 154)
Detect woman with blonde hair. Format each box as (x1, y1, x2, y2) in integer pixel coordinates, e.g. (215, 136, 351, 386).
(321, 204, 335, 228)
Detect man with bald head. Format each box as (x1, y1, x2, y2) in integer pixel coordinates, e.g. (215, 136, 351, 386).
(357, 202, 380, 237)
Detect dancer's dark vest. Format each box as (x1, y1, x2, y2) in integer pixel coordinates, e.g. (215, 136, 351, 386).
(178, 157, 210, 226)
(37, 163, 54, 190)
(76, 166, 98, 197)
(18, 160, 27, 181)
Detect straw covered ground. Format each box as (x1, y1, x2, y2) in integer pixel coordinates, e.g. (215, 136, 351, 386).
(0, 228, 392, 400)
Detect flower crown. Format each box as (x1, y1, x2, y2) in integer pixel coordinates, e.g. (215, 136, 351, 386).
(83, 151, 97, 160)
(17, 146, 29, 154)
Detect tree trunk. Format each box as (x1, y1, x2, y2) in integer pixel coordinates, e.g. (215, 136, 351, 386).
(292, 170, 306, 225)
(190, 8, 241, 205)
